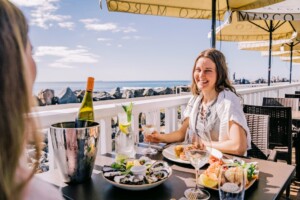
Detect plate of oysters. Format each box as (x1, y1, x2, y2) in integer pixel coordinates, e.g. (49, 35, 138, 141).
(102, 156, 172, 190)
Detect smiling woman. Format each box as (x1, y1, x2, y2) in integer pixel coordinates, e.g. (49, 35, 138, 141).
(146, 48, 251, 156)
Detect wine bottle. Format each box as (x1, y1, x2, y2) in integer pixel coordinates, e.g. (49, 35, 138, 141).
(75, 77, 95, 128)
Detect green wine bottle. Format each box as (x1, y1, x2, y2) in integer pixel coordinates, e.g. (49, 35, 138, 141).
(75, 77, 95, 127)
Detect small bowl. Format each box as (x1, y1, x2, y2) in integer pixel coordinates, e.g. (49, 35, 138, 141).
(131, 165, 147, 176)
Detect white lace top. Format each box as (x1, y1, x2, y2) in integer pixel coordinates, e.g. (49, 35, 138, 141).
(183, 89, 251, 150)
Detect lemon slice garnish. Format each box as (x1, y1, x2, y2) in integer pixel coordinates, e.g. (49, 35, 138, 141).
(119, 122, 131, 134)
(200, 174, 218, 188)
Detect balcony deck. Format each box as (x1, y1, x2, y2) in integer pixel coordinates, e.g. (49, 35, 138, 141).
(33, 82, 300, 199)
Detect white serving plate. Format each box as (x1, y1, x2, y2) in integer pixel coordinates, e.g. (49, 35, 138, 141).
(102, 162, 172, 191)
(162, 144, 223, 164)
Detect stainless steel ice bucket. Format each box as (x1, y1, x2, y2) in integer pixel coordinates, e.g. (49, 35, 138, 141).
(50, 121, 100, 183)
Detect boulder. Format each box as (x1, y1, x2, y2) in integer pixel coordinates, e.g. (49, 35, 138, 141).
(134, 89, 145, 97)
(143, 88, 155, 96)
(110, 87, 122, 99)
(38, 89, 55, 106)
(93, 91, 112, 101)
(75, 90, 85, 103)
(57, 87, 78, 104)
(154, 87, 174, 95)
(122, 89, 134, 99)
(34, 95, 44, 106)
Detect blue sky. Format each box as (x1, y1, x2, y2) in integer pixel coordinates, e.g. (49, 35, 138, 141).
(10, 0, 300, 82)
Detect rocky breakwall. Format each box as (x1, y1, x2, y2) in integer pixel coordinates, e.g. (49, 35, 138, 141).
(35, 86, 191, 106)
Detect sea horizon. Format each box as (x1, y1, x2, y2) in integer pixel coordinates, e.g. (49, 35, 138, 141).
(33, 80, 191, 96)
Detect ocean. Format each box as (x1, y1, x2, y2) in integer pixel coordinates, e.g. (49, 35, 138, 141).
(33, 80, 191, 96)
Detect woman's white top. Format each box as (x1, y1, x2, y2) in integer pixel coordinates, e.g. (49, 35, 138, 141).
(183, 89, 251, 150)
(23, 176, 64, 200)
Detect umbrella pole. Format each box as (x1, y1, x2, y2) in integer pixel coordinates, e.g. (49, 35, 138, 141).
(268, 21, 273, 86)
(289, 43, 293, 84)
(211, 0, 216, 48)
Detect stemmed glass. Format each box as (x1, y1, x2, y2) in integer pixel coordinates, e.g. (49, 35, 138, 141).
(141, 111, 158, 155)
(184, 129, 211, 200)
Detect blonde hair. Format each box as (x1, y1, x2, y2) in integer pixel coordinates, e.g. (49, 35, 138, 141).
(191, 48, 237, 96)
(0, 1, 42, 199)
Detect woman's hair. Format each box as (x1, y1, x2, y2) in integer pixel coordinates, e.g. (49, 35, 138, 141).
(0, 1, 41, 199)
(191, 48, 237, 96)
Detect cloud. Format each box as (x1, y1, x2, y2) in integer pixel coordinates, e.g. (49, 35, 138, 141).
(117, 44, 122, 48)
(121, 35, 143, 40)
(80, 18, 117, 31)
(58, 22, 74, 30)
(97, 38, 112, 42)
(35, 46, 99, 68)
(49, 63, 74, 69)
(80, 18, 137, 33)
(10, 0, 73, 30)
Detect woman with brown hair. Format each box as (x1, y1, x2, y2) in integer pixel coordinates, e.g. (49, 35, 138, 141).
(146, 48, 251, 156)
(0, 1, 63, 199)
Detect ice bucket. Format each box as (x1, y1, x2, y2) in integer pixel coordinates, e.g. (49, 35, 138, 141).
(50, 121, 100, 183)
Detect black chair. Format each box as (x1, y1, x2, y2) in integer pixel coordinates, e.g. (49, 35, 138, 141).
(243, 105, 292, 164)
(245, 113, 277, 161)
(295, 91, 300, 94)
(262, 97, 299, 111)
(285, 94, 300, 111)
(244, 105, 293, 198)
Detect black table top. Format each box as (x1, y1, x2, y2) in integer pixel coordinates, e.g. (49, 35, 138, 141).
(60, 151, 295, 200)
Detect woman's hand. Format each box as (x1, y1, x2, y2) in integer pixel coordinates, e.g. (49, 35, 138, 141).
(144, 131, 162, 143)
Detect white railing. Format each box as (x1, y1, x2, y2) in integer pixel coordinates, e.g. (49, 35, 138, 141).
(32, 82, 300, 170)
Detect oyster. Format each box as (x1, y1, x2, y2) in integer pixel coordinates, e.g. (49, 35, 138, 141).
(150, 161, 170, 174)
(114, 175, 144, 185)
(151, 170, 169, 180)
(102, 165, 119, 173)
(103, 171, 122, 180)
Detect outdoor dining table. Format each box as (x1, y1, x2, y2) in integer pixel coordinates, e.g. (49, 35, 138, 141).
(38, 147, 295, 200)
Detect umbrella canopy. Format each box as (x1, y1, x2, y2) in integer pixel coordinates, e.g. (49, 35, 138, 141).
(281, 56, 300, 63)
(238, 34, 300, 52)
(261, 50, 300, 57)
(215, 12, 299, 42)
(101, 0, 283, 48)
(239, 36, 300, 83)
(214, 3, 300, 85)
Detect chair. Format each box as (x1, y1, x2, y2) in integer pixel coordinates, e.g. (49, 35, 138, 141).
(295, 91, 300, 94)
(244, 105, 293, 198)
(263, 97, 299, 111)
(245, 113, 276, 161)
(285, 94, 300, 110)
(243, 105, 292, 165)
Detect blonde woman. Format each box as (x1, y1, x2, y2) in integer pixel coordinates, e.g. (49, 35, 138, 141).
(146, 49, 251, 156)
(0, 1, 63, 199)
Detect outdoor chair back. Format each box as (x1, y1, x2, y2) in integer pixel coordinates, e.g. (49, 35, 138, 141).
(285, 94, 300, 110)
(262, 97, 299, 111)
(243, 105, 292, 164)
(245, 113, 270, 160)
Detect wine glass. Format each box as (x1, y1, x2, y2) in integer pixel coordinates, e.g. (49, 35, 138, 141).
(141, 112, 158, 155)
(184, 132, 211, 200)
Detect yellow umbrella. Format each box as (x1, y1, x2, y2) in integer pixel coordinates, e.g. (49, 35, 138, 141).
(215, 9, 300, 85)
(261, 50, 300, 57)
(281, 56, 300, 63)
(239, 36, 300, 52)
(101, 0, 283, 47)
(239, 36, 300, 83)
